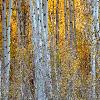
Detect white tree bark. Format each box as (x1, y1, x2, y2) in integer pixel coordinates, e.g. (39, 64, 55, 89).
(42, 0, 52, 99)
(30, 0, 52, 99)
(91, 0, 99, 99)
(2, 0, 12, 99)
(7, 0, 12, 65)
(6, 0, 12, 98)
(30, 0, 46, 99)
(2, 0, 8, 99)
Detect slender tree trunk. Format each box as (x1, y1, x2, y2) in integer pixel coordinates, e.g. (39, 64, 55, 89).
(0, 59, 1, 99)
(7, 0, 12, 74)
(68, 0, 73, 51)
(30, 0, 47, 99)
(91, 0, 99, 99)
(17, 0, 24, 99)
(30, 0, 52, 99)
(91, 34, 96, 100)
(17, 0, 24, 47)
(55, 0, 61, 99)
(68, 0, 77, 56)
(6, 0, 12, 99)
(35, 0, 47, 99)
(1, 0, 12, 98)
(68, 1, 73, 99)
(2, 0, 8, 99)
(68, 0, 77, 99)
(73, 0, 77, 55)
(64, 0, 68, 41)
(42, 0, 52, 99)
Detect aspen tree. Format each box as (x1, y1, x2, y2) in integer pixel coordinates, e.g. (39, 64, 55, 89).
(6, 0, 12, 99)
(91, 0, 99, 99)
(7, 0, 12, 74)
(17, 0, 23, 47)
(0, 59, 1, 99)
(68, 0, 77, 56)
(2, 0, 12, 99)
(17, 0, 23, 99)
(30, 0, 52, 99)
(30, 0, 47, 99)
(42, 0, 52, 99)
(67, 0, 77, 99)
(2, 0, 7, 98)
(55, 0, 62, 99)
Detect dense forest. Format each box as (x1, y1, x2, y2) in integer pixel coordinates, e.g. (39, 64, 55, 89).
(0, 0, 100, 100)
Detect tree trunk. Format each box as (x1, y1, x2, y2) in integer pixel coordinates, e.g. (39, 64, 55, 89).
(30, 0, 52, 99)
(0, 59, 1, 99)
(2, 0, 8, 99)
(64, 0, 68, 41)
(68, 0, 77, 57)
(55, 0, 61, 99)
(17, 1, 24, 99)
(6, 0, 12, 99)
(42, 0, 52, 99)
(30, 0, 46, 99)
(91, 0, 99, 99)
